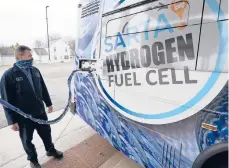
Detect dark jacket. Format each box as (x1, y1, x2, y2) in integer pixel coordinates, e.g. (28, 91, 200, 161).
(0, 64, 52, 125)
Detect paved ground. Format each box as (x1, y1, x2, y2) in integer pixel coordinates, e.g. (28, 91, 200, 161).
(43, 134, 142, 168)
(0, 110, 142, 168)
(0, 60, 75, 129)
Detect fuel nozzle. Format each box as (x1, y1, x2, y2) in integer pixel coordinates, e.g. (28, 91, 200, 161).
(78, 58, 97, 72)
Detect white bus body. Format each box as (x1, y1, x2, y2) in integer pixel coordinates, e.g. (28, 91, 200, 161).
(74, 0, 228, 167)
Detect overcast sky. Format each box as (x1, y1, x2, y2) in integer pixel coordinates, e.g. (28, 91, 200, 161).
(0, 0, 79, 47)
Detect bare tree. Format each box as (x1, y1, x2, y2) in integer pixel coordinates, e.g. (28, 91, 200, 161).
(10, 43, 20, 51)
(34, 40, 44, 48)
(67, 40, 76, 53)
(49, 33, 62, 41)
(63, 36, 76, 54)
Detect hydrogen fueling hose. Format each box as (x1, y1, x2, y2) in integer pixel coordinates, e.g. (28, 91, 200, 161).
(0, 69, 79, 125)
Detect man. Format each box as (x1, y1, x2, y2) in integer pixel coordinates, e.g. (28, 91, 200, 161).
(0, 45, 63, 168)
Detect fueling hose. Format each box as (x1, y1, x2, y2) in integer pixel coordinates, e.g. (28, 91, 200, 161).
(0, 69, 79, 125)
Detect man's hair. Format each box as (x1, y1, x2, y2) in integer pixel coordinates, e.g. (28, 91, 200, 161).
(15, 45, 31, 60)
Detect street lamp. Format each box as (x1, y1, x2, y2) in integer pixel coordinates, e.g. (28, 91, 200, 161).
(46, 5, 50, 61)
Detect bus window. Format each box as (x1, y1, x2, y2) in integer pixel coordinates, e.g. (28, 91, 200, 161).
(101, 0, 200, 71)
(196, 0, 228, 73)
(196, 20, 228, 73)
(218, 0, 228, 20)
(202, 0, 220, 23)
(106, 1, 190, 37)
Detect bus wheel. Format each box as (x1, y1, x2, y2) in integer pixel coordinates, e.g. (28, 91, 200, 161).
(192, 142, 228, 168)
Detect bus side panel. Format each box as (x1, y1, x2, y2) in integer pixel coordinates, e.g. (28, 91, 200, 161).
(75, 70, 228, 168)
(74, 0, 228, 168)
(75, 0, 101, 60)
(195, 19, 228, 152)
(75, 71, 196, 168)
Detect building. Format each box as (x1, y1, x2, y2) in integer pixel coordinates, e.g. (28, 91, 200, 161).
(49, 38, 71, 62)
(70, 50, 75, 59)
(0, 47, 15, 66)
(32, 48, 49, 63)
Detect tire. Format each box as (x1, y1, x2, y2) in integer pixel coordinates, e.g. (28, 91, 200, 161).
(201, 151, 228, 168)
(192, 142, 228, 168)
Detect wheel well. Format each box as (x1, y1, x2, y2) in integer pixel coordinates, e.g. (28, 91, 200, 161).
(201, 151, 228, 168)
(192, 142, 228, 168)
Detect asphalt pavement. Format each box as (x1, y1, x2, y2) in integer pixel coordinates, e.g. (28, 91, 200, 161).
(0, 60, 75, 129)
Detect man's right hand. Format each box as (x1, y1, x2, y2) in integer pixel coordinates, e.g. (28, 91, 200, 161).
(10, 123, 19, 131)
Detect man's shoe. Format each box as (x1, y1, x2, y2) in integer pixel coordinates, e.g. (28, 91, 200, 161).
(30, 161, 41, 168)
(46, 149, 63, 159)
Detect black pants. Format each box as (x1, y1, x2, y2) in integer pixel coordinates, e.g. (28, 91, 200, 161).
(18, 113, 55, 162)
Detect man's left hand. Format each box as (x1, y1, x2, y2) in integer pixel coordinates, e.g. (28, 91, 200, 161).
(48, 106, 53, 113)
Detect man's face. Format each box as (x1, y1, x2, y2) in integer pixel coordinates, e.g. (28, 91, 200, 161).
(18, 50, 33, 60)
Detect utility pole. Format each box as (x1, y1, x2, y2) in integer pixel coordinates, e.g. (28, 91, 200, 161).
(46, 6, 50, 61)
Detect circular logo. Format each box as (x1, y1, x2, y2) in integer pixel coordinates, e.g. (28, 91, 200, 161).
(96, 0, 228, 124)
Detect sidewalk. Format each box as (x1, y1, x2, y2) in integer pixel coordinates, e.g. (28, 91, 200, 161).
(0, 110, 142, 168)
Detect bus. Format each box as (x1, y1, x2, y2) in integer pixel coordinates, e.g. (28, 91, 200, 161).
(73, 0, 228, 167)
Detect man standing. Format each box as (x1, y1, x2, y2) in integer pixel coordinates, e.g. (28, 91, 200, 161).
(0, 45, 63, 168)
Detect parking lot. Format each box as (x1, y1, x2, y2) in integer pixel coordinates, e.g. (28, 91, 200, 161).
(0, 60, 75, 129)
